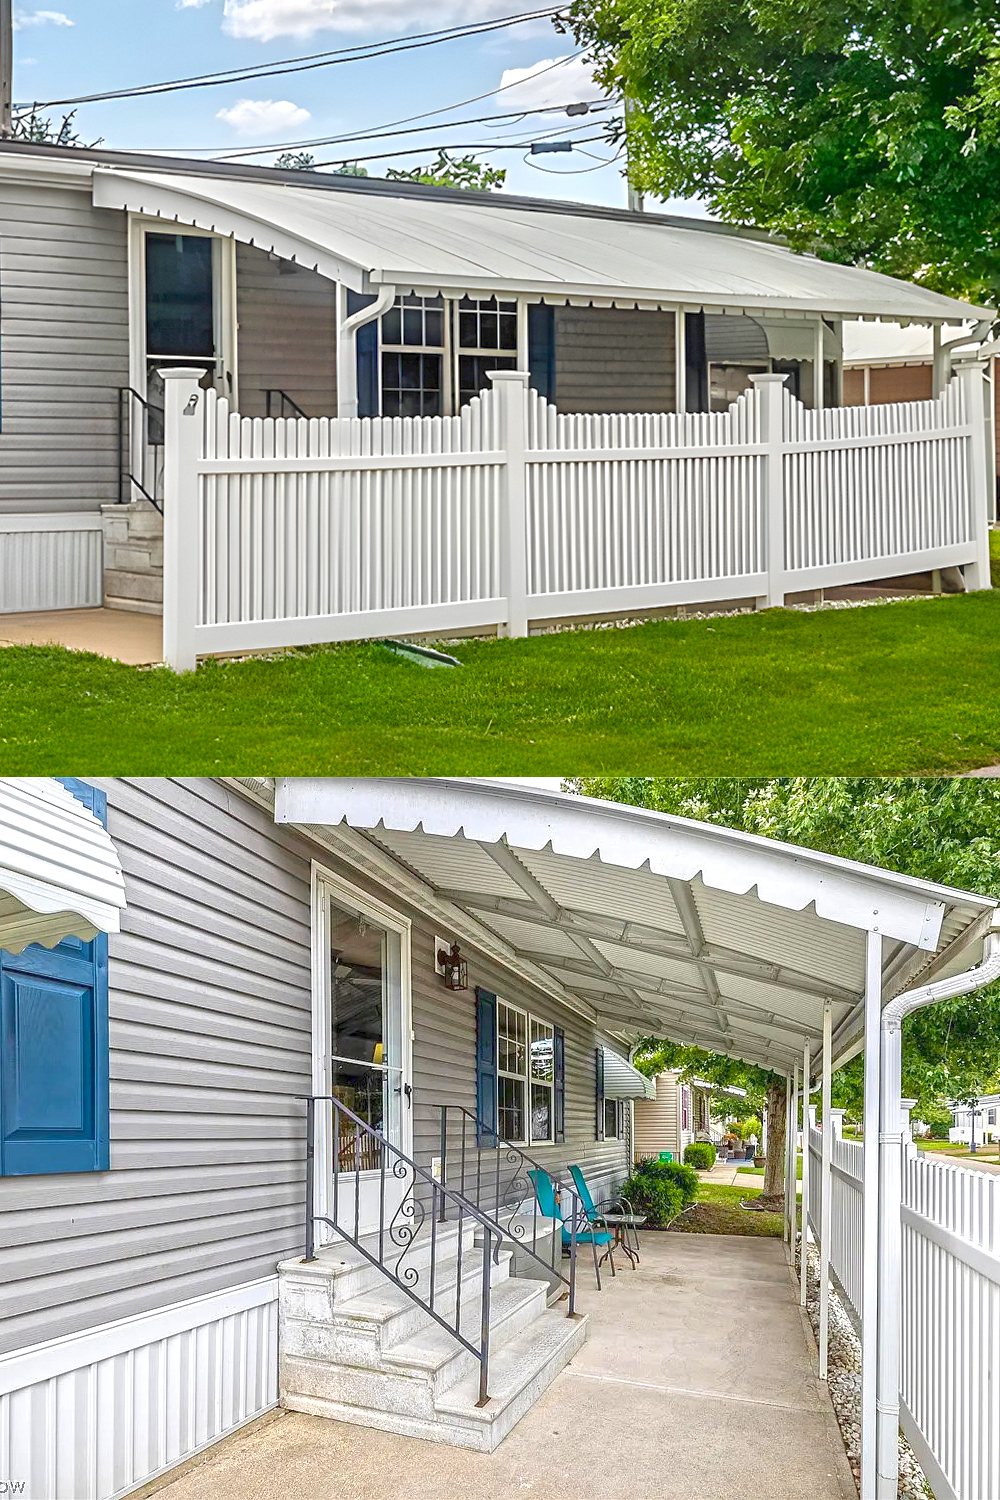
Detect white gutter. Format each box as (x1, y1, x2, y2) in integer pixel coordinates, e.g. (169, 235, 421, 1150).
(874, 919, 1000, 1500)
(336, 283, 397, 420)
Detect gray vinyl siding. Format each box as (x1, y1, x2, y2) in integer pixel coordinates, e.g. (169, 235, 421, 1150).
(235, 243, 337, 419)
(0, 178, 129, 514)
(0, 778, 627, 1360)
(0, 777, 313, 1357)
(554, 306, 676, 414)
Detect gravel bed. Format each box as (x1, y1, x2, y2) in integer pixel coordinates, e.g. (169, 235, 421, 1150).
(795, 1237, 932, 1500)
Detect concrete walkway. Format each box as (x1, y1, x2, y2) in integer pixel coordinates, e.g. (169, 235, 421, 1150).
(144, 1234, 854, 1500)
(0, 607, 163, 665)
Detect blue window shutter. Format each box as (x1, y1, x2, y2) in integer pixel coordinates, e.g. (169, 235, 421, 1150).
(0, 780, 110, 1177)
(527, 304, 555, 402)
(475, 987, 498, 1147)
(553, 1026, 565, 1144)
(595, 1047, 605, 1141)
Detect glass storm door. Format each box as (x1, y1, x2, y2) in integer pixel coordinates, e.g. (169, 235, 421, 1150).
(314, 878, 411, 1241)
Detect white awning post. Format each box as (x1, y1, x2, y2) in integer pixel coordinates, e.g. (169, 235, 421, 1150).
(819, 999, 833, 1378)
(786, 1066, 798, 1255)
(800, 1039, 810, 1306)
(875, 988, 904, 1500)
(813, 317, 825, 410)
(750, 373, 788, 610)
(489, 369, 531, 639)
(675, 309, 687, 415)
(860, 929, 883, 1500)
(954, 355, 992, 591)
(932, 324, 945, 397)
(161, 368, 205, 674)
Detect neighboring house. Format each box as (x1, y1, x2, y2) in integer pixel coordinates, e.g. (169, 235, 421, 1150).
(0, 138, 989, 616)
(1, 776, 997, 1500)
(634, 1071, 747, 1161)
(949, 1093, 1000, 1144)
(843, 320, 1000, 495)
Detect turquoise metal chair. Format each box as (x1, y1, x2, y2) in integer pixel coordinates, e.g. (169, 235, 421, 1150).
(528, 1166, 616, 1288)
(568, 1163, 645, 1266)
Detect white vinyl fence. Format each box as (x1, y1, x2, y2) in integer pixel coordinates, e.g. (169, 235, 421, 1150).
(159, 363, 993, 671)
(806, 1118, 1000, 1500)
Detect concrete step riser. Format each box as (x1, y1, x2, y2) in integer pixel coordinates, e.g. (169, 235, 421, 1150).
(280, 1223, 475, 1306)
(404, 1285, 552, 1399)
(281, 1255, 514, 1369)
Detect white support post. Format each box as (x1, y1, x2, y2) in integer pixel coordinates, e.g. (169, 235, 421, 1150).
(750, 373, 788, 610)
(813, 317, 825, 411)
(860, 930, 883, 1500)
(675, 309, 687, 415)
(786, 1066, 797, 1255)
(800, 1040, 810, 1306)
(161, 368, 204, 674)
(489, 369, 531, 639)
(0, 0, 12, 139)
(875, 1008, 905, 1500)
(899, 1098, 917, 1146)
(819, 999, 833, 1378)
(955, 355, 993, 591)
(932, 324, 945, 397)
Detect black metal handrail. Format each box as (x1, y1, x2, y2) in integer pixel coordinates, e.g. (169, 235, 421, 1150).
(304, 1095, 580, 1408)
(438, 1105, 582, 1295)
(264, 388, 310, 419)
(118, 387, 164, 513)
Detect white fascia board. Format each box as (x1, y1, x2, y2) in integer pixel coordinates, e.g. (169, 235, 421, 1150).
(93, 169, 369, 292)
(275, 778, 993, 952)
(0, 151, 94, 190)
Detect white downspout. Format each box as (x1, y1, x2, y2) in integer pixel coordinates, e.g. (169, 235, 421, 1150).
(337, 283, 397, 419)
(800, 1037, 810, 1306)
(873, 918, 1000, 1500)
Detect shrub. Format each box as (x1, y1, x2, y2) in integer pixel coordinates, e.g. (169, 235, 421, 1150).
(632, 1156, 698, 1206)
(684, 1141, 717, 1170)
(619, 1165, 685, 1228)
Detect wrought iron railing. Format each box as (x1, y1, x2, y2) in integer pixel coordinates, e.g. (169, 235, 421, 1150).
(304, 1095, 580, 1408)
(437, 1105, 583, 1294)
(264, 388, 310, 419)
(118, 387, 164, 512)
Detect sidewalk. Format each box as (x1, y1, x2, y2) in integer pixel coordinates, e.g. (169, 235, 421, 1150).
(143, 1234, 854, 1500)
(0, 607, 163, 665)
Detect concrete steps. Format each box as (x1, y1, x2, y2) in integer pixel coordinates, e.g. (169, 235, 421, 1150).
(278, 1222, 588, 1451)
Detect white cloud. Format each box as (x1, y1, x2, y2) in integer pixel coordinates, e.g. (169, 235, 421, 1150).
(215, 97, 312, 136)
(221, 0, 539, 41)
(176, 0, 213, 8)
(12, 10, 75, 28)
(497, 55, 602, 112)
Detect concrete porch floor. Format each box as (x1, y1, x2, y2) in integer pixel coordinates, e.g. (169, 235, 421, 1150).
(143, 1234, 855, 1500)
(0, 608, 163, 665)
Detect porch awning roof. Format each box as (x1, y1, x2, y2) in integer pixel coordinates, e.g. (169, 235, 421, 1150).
(602, 1047, 656, 1100)
(91, 163, 990, 322)
(0, 779, 127, 953)
(274, 779, 996, 1077)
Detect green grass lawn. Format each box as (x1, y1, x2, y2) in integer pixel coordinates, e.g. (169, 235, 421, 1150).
(5, 569, 1000, 771)
(669, 1181, 785, 1236)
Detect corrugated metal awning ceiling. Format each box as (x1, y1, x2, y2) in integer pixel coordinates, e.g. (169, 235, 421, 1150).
(0, 778, 127, 952)
(275, 780, 996, 1077)
(91, 166, 990, 322)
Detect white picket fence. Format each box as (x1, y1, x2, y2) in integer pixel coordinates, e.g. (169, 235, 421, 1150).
(159, 363, 993, 671)
(806, 1120, 1000, 1500)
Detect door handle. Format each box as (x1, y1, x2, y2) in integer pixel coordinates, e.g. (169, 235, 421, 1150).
(404, 1083, 412, 1107)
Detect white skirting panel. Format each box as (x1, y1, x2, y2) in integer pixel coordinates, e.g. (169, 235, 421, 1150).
(0, 516, 104, 613)
(0, 1278, 278, 1500)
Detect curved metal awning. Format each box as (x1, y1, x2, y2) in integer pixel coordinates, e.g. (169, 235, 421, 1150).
(274, 779, 995, 1076)
(0, 779, 127, 953)
(602, 1046, 656, 1100)
(90, 163, 991, 322)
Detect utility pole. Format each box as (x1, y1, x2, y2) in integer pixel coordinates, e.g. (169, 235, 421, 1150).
(623, 97, 644, 213)
(1, 0, 12, 139)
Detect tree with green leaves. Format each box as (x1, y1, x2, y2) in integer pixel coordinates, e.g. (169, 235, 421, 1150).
(386, 150, 506, 192)
(565, 0, 1000, 303)
(570, 778, 1000, 1201)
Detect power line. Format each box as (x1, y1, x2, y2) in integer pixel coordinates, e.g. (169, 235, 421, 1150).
(15, 8, 564, 113)
(150, 100, 612, 162)
(306, 131, 609, 171)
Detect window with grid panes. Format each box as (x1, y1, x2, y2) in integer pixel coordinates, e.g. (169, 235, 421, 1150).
(380, 294, 445, 417)
(497, 1000, 528, 1142)
(529, 1020, 554, 1143)
(457, 296, 518, 407)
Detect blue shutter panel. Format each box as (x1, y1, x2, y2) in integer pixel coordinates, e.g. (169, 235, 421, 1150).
(0, 780, 110, 1177)
(475, 987, 498, 1147)
(595, 1047, 605, 1141)
(553, 1026, 565, 1144)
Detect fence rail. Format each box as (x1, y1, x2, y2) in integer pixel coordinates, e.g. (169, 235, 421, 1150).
(807, 1118, 1000, 1500)
(159, 363, 993, 671)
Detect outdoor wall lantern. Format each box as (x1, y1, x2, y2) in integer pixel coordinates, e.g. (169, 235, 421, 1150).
(437, 940, 468, 991)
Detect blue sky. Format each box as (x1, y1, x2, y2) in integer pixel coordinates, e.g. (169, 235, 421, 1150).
(11, 1, 703, 211)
